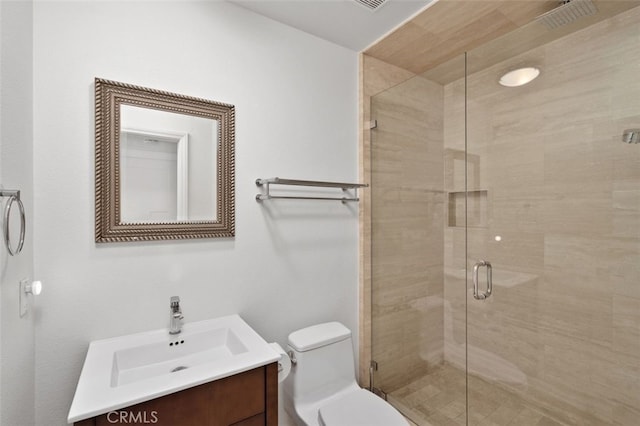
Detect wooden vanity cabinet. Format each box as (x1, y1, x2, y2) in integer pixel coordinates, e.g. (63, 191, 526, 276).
(75, 363, 277, 426)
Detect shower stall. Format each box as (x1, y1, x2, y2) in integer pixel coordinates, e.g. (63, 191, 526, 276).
(365, 2, 640, 425)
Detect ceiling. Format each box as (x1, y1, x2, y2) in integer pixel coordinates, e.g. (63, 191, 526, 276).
(228, 0, 433, 51)
(366, 0, 640, 78)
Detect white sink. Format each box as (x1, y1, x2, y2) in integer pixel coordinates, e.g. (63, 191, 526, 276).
(111, 326, 249, 387)
(68, 314, 279, 423)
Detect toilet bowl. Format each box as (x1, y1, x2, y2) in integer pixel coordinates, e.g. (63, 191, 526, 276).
(283, 322, 408, 426)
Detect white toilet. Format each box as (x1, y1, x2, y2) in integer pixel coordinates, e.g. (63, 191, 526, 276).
(283, 322, 408, 426)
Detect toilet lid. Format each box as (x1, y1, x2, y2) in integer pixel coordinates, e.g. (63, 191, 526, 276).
(318, 389, 408, 426)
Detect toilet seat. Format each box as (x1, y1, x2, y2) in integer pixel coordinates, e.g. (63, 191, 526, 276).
(317, 389, 408, 426)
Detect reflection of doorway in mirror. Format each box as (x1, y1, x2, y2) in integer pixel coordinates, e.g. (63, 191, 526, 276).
(120, 129, 189, 223)
(119, 104, 217, 221)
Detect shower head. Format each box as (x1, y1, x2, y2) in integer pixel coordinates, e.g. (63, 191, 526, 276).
(622, 129, 640, 144)
(536, 0, 598, 30)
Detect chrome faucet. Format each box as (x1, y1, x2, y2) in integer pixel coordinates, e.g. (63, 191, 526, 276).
(169, 296, 184, 335)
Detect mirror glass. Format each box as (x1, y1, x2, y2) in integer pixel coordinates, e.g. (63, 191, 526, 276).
(95, 78, 235, 242)
(120, 105, 218, 222)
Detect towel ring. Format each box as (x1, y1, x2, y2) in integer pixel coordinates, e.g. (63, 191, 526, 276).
(0, 190, 26, 256)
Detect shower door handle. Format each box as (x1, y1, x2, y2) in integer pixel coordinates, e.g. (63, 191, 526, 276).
(473, 260, 492, 300)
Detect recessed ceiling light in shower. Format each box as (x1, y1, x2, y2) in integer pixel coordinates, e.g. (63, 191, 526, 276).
(499, 67, 541, 87)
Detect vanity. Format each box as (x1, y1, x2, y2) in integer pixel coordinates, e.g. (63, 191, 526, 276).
(68, 315, 279, 425)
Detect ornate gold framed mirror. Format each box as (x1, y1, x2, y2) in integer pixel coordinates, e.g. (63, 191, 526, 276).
(95, 78, 235, 242)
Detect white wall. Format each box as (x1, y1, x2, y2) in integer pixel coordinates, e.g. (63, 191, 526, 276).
(0, 0, 36, 424)
(33, 1, 358, 424)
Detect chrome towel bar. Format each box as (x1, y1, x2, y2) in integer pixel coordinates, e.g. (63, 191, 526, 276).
(255, 177, 368, 203)
(0, 189, 26, 256)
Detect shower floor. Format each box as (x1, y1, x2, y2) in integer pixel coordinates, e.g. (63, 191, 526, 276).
(387, 363, 567, 426)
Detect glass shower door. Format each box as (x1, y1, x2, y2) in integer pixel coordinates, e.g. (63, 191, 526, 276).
(465, 5, 640, 425)
(370, 53, 469, 425)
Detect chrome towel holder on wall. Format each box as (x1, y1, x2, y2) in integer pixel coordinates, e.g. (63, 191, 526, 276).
(0, 189, 26, 256)
(255, 177, 368, 203)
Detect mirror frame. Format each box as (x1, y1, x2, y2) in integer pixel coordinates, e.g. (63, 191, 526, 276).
(95, 78, 235, 242)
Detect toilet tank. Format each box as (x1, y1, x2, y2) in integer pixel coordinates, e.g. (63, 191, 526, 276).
(285, 322, 356, 401)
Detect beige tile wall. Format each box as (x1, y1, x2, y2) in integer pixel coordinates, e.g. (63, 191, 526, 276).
(442, 6, 640, 425)
(359, 54, 416, 386)
(370, 74, 447, 392)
